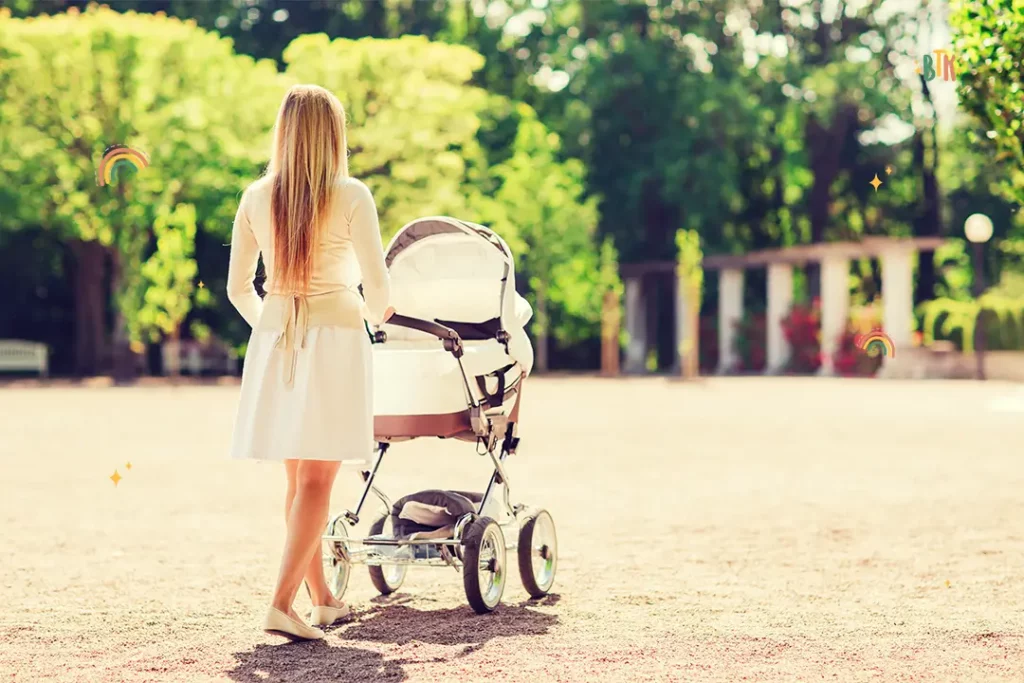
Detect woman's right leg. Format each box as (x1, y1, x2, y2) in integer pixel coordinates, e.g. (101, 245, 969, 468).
(283, 460, 344, 609)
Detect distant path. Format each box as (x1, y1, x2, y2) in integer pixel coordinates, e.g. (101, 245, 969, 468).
(1, 377, 1022, 682)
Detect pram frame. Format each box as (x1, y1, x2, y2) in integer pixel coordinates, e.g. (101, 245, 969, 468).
(340, 312, 517, 527)
(321, 311, 553, 613)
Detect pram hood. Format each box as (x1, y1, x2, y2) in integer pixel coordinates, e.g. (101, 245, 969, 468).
(379, 216, 534, 375)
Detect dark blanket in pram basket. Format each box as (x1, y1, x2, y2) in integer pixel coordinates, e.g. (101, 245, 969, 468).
(389, 489, 483, 537)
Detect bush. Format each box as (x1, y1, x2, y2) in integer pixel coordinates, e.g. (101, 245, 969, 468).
(918, 295, 1024, 352)
(832, 325, 884, 376)
(781, 302, 822, 374)
(699, 316, 719, 372)
(732, 312, 767, 372)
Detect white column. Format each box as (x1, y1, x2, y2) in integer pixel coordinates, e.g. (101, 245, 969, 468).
(766, 263, 793, 373)
(818, 256, 850, 376)
(624, 276, 647, 373)
(880, 246, 915, 374)
(717, 268, 744, 374)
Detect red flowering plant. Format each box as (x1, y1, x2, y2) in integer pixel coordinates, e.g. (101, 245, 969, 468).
(832, 326, 884, 376)
(732, 312, 767, 372)
(832, 303, 885, 376)
(781, 301, 822, 374)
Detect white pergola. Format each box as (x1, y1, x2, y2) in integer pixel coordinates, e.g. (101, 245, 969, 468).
(621, 237, 947, 376)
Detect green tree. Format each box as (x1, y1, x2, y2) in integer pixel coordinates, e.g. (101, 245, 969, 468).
(951, 0, 1024, 208)
(476, 105, 616, 370)
(120, 203, 198, 350)
(282, 33, 493, 240)
(282, 35, 616, 367)
(0, 6, 285, 373)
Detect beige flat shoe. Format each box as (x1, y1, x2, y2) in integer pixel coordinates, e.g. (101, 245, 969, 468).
(309, 604, 352, 627)
(263, 607, 324, 641)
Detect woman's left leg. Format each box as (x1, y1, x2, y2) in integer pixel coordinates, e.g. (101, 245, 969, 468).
(271, 459, 341, 616)
(284, 460, 344, 608)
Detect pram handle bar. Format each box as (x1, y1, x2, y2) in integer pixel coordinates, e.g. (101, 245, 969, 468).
(384, 313, 464, 358)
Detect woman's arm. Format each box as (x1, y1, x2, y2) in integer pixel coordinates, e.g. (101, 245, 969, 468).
(226, 189, 263, 328)
(345, 179, 391, 325)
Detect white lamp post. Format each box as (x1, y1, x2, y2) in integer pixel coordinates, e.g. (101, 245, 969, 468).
(964, 213, 993, 380)
(964, 213, 993, 244)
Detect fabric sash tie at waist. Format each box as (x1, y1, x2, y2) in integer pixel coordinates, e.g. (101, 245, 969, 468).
(258, 289, 363, 388)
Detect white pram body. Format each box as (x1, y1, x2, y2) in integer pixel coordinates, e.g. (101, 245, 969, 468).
(371, 216, 533, 441)
(322, 217, 557, 615)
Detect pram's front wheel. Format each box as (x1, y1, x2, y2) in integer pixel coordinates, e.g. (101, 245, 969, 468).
(322, 514, 352, 601)
(368, 513, 407, 595)
(461, 516, 506, 614)
(517, 509, 557, 598)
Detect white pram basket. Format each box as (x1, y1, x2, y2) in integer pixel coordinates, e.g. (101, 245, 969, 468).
(322, 216, 558, 614)
(372, 216, 534, 441)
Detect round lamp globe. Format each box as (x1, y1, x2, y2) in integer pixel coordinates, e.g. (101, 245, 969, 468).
(964, 213, 993, 244)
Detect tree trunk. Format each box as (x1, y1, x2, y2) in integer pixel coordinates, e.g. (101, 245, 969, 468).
(601, 289, 621, 377)
(914, 75, 942, 304)
(69, 239, 108, 376)
(534, 287, 549, 373)
(108, 250, 139, 383)
(804, 104, 858, 299)
(166, 325, 182, 379)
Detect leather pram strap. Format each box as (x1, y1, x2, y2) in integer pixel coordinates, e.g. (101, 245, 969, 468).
(258, 288, 363, 388)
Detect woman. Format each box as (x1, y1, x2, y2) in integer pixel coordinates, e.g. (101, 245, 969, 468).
(227, 84, 393, 641)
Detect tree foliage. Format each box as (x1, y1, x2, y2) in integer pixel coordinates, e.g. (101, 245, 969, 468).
(0, 5, 285, 367)
(480, 105, 616, 346)
(282, 35, 616, 351)
(951, 0, 1024, 207)
(3, 0, 1022, 374)
(282, 33, 491, 240)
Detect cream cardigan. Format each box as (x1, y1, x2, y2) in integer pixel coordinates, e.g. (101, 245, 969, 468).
(226, 175, 390, 328)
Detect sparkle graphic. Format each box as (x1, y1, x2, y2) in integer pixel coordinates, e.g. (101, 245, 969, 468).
(125, 462, 132, 470)
(198, 281, 205, 289)
(869, 174, 883, 192)
(110, 470, 122, 487)
(885, 165, 893, 176)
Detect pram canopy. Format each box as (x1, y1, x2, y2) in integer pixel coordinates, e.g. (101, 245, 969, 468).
(372, 217, 533, 439)
(378, 216, 533, 371)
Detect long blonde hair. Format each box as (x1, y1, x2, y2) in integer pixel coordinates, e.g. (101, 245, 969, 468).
(267, 84, 349, 293)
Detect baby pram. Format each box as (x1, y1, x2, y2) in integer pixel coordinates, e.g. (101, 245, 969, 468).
(321, 216, 558, 613)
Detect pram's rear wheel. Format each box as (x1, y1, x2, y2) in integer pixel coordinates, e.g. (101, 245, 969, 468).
(461, 516, 506, 614)
(517, 509, 557, 598)
(368, 513, 407, 595)
(322, 514, 352, 601)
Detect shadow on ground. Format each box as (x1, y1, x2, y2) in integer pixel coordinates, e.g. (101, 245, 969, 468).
(226, 596, 560, 682)
(337, 595, 560, 651)
(227, 640, 406, 683)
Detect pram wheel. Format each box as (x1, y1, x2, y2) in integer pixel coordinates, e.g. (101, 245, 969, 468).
(461, 516, 506, 614)
(517, 509, 557, 598)
(322, 514, 352, 601)
(368, 513, 407, 595)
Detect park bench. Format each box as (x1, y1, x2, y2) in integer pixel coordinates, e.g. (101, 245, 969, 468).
(161, 339, 238, 376)
(0, 340, 49, 377)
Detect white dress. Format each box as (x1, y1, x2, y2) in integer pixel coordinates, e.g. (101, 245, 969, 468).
(226, 176, 390, 462)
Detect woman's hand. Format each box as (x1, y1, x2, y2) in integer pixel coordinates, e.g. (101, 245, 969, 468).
(381, 306, 396, 323)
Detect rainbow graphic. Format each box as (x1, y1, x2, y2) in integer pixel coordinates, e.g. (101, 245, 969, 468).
(97, 144, 149, 187)
(856, 329, 895, 358)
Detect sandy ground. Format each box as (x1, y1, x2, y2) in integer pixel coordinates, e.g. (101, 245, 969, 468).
(1, 376, 1023, 683)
